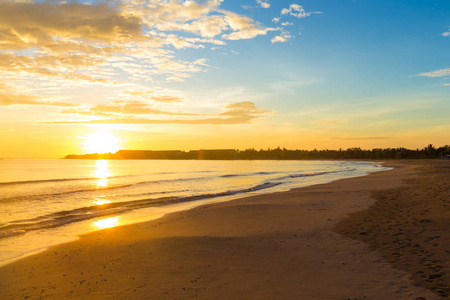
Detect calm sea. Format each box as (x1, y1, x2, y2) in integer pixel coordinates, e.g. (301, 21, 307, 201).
(0, 159, 388, 266)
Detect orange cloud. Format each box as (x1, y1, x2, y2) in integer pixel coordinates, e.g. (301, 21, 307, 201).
(0, 0, 280, 99)
(0, 1, 142, 49)
(50, 101, 273, 125)
(121, 91, 183, 103)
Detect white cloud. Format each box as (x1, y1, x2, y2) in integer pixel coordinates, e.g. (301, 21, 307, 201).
(256, 0, 270, 9)
(271, 36, 286, 43)
(270, 4, 321, 42)
(182, 15, 229, 37)
(415, 68, 450, 77)
(221, 12, 276, 40)
(442, 27, 450, 37)
(280, 4, 322, 19)
(271, 29, 292, 43)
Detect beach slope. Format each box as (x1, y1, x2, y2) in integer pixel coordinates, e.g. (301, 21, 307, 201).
(335, 160, 450, 298)
(0, 161, 444, 299)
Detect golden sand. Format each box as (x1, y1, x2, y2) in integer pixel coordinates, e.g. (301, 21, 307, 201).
(335, 160, 450, 299)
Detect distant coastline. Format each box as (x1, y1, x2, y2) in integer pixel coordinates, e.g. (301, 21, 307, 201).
(65, 145, 450, 160)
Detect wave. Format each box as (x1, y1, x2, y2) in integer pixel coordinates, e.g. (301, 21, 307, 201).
(0, 181, 282, 239)
(289, 170, 340, 178)
(0, 169, 356, 204)
(0, 183, 135, 203)
(0, 176, 210, 204)
(0, 177, 95, 186)
(0, 170, 217, 187)
(220, 171, 281, 178)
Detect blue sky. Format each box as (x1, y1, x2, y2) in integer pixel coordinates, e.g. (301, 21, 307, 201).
(0, 0, 448, 157)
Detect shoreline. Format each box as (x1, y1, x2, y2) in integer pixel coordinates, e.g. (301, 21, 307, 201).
(0, 160, 444, 299)
(0, 160, 383, 268)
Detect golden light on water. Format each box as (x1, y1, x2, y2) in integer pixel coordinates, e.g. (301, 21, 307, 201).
(95, 160, 110, 188)
(93, 198, 111, 205)
(96, 178, 108, 188)
(95, 160, 109, 177)
(92, 216, 120, 230)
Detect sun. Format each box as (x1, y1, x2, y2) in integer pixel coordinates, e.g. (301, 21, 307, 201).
(84, 131, 120, 154)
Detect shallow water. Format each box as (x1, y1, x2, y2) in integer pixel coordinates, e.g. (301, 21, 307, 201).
(0, 159, 388, 266)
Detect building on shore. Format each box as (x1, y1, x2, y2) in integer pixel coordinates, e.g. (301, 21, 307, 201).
(65, 149, 238, 160)
(115, 150, 184, 160)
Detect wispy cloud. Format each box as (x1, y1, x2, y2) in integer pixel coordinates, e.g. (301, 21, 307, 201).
(121, 90, 183, 103)
(0, 83, 77, 107)
(442, 27, 450, 37)
(271, 4, 321, 43)
(0, 94, 77, 107)
(61, 100, 199, 117)
(414, 68, 450, 77)
(49, 101, 273, 125)
(281, 4, 322, 19)
(220, 11, 276, 40)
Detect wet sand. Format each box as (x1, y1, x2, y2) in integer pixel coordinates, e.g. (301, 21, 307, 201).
(0, 160, 446, 299)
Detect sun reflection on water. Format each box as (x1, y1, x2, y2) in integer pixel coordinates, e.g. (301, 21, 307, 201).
(95, 160, 110, 188)
(92, 217, 120, 230)
(93, 198, 111, 205)
(96, 178, 108, 188)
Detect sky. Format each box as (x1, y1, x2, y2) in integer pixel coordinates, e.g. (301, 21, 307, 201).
(0, 0, 449, 158)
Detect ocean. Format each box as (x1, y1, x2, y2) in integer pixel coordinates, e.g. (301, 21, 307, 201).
(0, 159, 388, 266)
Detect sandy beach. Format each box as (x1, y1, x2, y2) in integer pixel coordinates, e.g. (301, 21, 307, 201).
(0, 160, 448, 299)
(335, 160, 450, 299)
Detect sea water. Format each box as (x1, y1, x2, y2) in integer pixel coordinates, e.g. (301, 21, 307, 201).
(0, 159, 388, 266)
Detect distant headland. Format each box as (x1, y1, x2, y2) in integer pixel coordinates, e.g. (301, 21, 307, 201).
(65, 145, 450, 160)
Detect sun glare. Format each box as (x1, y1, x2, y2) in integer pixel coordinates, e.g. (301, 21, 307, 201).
(95, 160, 110, 178)
(84, 131, 120, 154)
(92, 216, 120, 230)
(93, 198, 111, 205)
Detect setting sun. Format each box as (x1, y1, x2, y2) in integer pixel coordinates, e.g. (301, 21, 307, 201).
(84, 131, 120, 154)
(0, 0, 449, 299)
